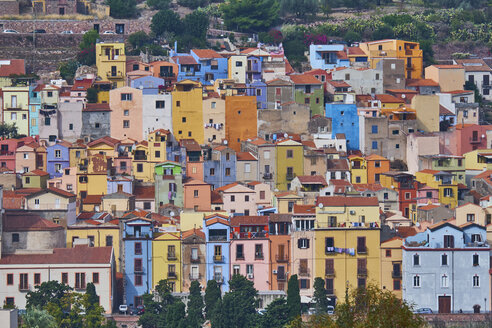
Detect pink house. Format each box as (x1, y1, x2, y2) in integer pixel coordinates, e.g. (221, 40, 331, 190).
(230, 216, 270, 291)
(416, 185, 439, 205)
(247, 181, 272, 209)
(47, 167, 77, 195)
(0, 138, 23, 171)
(183, 179, 211, 211)
(109, 87, 143, 141)
(440, 124, 492, 156)
(215, 182, 256, 216)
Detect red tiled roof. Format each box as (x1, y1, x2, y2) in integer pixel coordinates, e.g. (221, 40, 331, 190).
(293, 204, 316, 214)
(365, 154, 388, 161)
(237, 152, 257, 161)
(46, 187, 76, 198)
(3, 212, 63, 231)
(182, 227, 205, 240)
(289, 74, 322, 85)
(396, 226, 418, 238)
(0, 59, 25, 76)
(330, 179, 352, 186)
(0, 245, 113, 265)
(443, 90, 473, 95)
(134, 185, 155, 200)
(205, 217, 229, 226)
(316, 196, 379, 207)
(230, 215, 268, 226)
(24, 169, 49, 176)
(419, 169, 440, 174)
(353, 183, 383, 192)
(84, 103, 111, 112)
(87, 136, 120, 147)
(406, 79, 439, 87)
(249, 138, 270, 146)
(327, 159, 349, 171)
(439, 105, 455, 116)
(375, 94, 404, 103)
(432, 65, 464, 69)
(192, 49, 223, 59)
(419, 204, 440, 211)
(172, 56, 198, 65)
(454, 59, 491, 72)
(327, 80, 351, 88)
(336, 51, 348, 59)
(348, 47, 366, 55)
(180, 139, 202, 152)
(83, 194, 104, 204)
(297, 175, 327, 185)
(211, 190, 223, 204)
(386, 89, 418, 94)
(214, 182, 240, 192)
(71, 79, 93, 91)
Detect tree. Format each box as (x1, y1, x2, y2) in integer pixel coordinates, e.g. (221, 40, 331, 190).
(221, 0, 280, 33)
(147, 0, 171, 10)
(78, 30, 100, 66)
(21, 307, 57, 328)
(0, 122, 18, 139)
(204, 279, 221, 319)
(287, 274, 301, 320)
(26, 281, 73, 309)
(151, 9, 182, 37)
(106, 0, 138, 18)
(182, 10, 209, 39)
(128, 31, 152, 50)
(258, 298, 290, 328)
(84, 282, 106, 328)
(186, 281, 204, 327)
(58, 60, 79, 84)
(344, 31, 361, 45)
(177, 0, 208, 9)
(372, 24, 395, 40)
(313, 277, 329, 314)
(86, 88, 98, 103)
(280, 0, 319, 20)
(465, 80, 482, 105)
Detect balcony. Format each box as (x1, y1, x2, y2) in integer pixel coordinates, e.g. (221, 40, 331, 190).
(357, 247, 367, 255)
(277, 273, 286, 281)
(19, 284, 30, 292)
(167, 271, 177, 279)
(107, 71, 124, 79)
(209, 235, 227, 242)
(214, 274, 224, 283)
(298, 268, 310, 277)
(213, 255, 224, 263)
(236, 254, 245, 260)
(190, 256, 200, 263)
(134, 154, 147, 161)
(276, 254, 288, 262)
(469, 137, 481, 144)
(233, 231, 267, 239)
(286, 173, 295, 181)
(370, 49, 397, 57)
(325, 269, 335, 277)
(392, 271, 402, 279)
(357, 267, 368, 276)
(135, 267, 143, 273)
(0, 151, 15, 156)
(159, 72, 176, 78)
(263, 172, 273, 180)
(189, 273, 201, 280)
(168, 253, 177, 261)
(255, 253, 264, 260)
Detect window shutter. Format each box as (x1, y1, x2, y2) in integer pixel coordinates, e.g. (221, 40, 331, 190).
(306, 279, 310, 289)
(298, 239, 302, 248)
(307, 239, 310, 248)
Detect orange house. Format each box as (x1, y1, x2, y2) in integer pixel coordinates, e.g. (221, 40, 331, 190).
(366, 154, 390, 184)
(183, 179, 211, 211)
(225, 95, 257, 152)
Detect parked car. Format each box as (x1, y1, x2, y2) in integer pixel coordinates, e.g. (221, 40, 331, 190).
(33, 29, 46, 34)
(3, 29, 19, 34)
(257, 309, 266, 316)
(136, 305, 145, 315)
(103, 31, 116, 35)
(118, 304, 128, 314)
(327, 306, 335, 315)
(60, 30, 73, 34)
(307, 308, 316, 315)
(414, 308, 433, 314)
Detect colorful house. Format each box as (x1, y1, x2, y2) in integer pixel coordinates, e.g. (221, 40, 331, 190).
(21, 169, 49, 189)
(203, 145, 237, 189)
(215, 182, 256, 216)
(2, 86, 30, 136)
(463, 149, 492, 171)
(380, 237, 403, 299)
(155, 161, 184, 209)
(183, 179, 211, 211)
(132, 130, 169, 182)
(46, 141, 71, 178)
(204, 214, 231, 292)
(225, 95, 257, 152)
(109, 87, 143, 141)
(325, 103, 359, 150)
(309, 44, 350, 70)
(96, 42, 126, 88)
(290, 74, 324, 116)
(269, 213, 291, 291)
(415, 169, 458, 209)
(366, 154, 390, 184)
(348, 155, 367, 184)
(172, 80, 204, 144)
(152, 230, 182, 292)
(181, 228, 206, 292)
(275, 139, 304, 191)
(380, 172, 418, 217)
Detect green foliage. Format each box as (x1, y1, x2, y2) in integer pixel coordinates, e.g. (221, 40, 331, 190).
(280, 0, 319, 20)
(344, 30, 361, 44)
(78, 30, 100, 66)
(258, 298, 290, 328)
(106, 0, 137, 18)
(183, 10, 210, 39)
(128, 31, 152, 50)
(213, 275, 258, 328)
(204, 279, 221, 319)
(186, 281, 204, 327)
(221, 0, 280, 32)
(147, 0, 171, 10)
(177, 0, 208, 9)
(151, 9, 183, 37)
(58, 60, 79, 84)
(287, 274, 301, 320)
(86, 88, 98, 103)
(21, 307, 57, 328)
(372, 24, 394, 40)
(419, 39, 435, 68)
(26, 281, 72, 309)
(313, 277, 329, 314)
(465, 80, 482, 105)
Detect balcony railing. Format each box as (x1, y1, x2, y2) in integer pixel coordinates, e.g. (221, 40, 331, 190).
(214, 274, 224, 283)
(276, 254, 288, 262)
(357, 247, 367, 254)
(255, 253, 264, 260)
(160, 72, 176, 78)
(214, 255, 224, 263)
(190, 256, 200, 263)
(167, 272, 177, 279)
(0, 151, 15, 156)
(189, 273, 201, 280)
(168, 253, 177, 261)
(107, 71, 124, 78)
(263, 173, 273, 180)
(298, 268, 310, 277)
(277, 273, 286, 281)
(392, 271, 402, 279)
(357, 268, 368, 276)
(233, 231, 267, 239)
(325, 269, 335, 277)
(209, 235, 227, 242)
(286, 173, 295, 181)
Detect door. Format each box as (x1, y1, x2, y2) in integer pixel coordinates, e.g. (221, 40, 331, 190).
(278, 244, 284, 261)
(93, 24, 100, 33)
(438, 296, 451, 313)
(11, 95, 17, 108)
(111, 66, 117, 77)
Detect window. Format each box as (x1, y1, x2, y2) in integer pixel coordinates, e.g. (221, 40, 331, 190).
(325, 259, 334, 276)
(62, 273, 68, 284)
(372, 141, 378, 150)
(255, 244, 263, 259)
(385, 250, 391, 257)
(106, 235, 113, 247)
(136, 163, 143, 173)
(230, 195, 235, 202)
(357, 278, 366, 289)
(441, 274, 448, 288)
(123, 120, 130, 128)
(135, 274, 143, 286)
(413, 275, 420, 287)
(467, 214, 475, 222)
(236, 244, 244, 259)
(5, 298, 14, 307)
(413, 254, 420, 266)
(121, 93, 132, 101)
(405, 192, 411, 200)
(371, 125, 378, 134)
(12, 233, 19, 242)
(155, 151, 161, 158)
(181, 117, 186, 123)
(75, 272, 86, 289)
(47, 91, 53, 97)
(244, 163, 251, 173)
(473, 275, 480, 287)
(325, 237, 334, 253)
(286, 150, 293, 158)
(54, 149, 61, 158)
(124, 110, 129, 116)
(264, 150, 270, 159)
(144, 202, 151, 210)
(298, 238, 310, 249)
(225, 168, 231, 176)
(393, 279, 401, 290)
(156, 101, 165, 108)
(299, 279, 310, 289)
(194, 190, 199, 198)
(443, 188, 453, 197)
(260, 191, 265, 200)
(245, 195, 249, 202)
(209, 168, 215, 176)
(441, 254, 448, 266)
(357, 237, 366, 254)
(135, 242, 142, 255)
(473, 254, 479, 266)
(7, 274, 13, 285)
(471, 234, 481, 243)
(90, 272, 99, 284)
(304, 98, 310, 104)
(443, 235, 454, 248)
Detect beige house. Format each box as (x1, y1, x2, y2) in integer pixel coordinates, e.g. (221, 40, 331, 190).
(24, 187, 77, 227)
(203, 95, 225, 143)
(215, 182, 257, 216)
(15, 143, 38, 174)
(109, 87, 143, 141)
(47, 167, 77, 195)
(101, 191, 136, 217)
(455, 203, 487, 226)
(247, 181, 272, 209)
(412, 95, 440, 133)
(424, 65, 465, 92)
(236, 152, 258, 184)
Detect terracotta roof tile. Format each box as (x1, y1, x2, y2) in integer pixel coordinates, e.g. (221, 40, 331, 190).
(269, 213, 292, 222)
(432, 65, 464, 69)
(454, 59, 491, 72)
(406, 79, 439, 87)
(348, 47, 366, 55)
(230, 215, 268, 226)
(237, 152, 257, 161)
(205, 217, 229, 226)
(289, 74, 322, 85)
(134, 185, 155, 200)
(83, 194, 104, 204)
(87, 136, 120, 147)
(297, 175, 327, 185)
(192, 49, 223, 59)
(375, 94, 404, 103)
(326, 159, 349, 171)
(71, 78, 93, 91)
(293, 204, 316, 214)
(182, 227, 205, 240)
(3, 212, 63, 231)
(327, 80, 351, 88)
(439, 105, 455, 116)
(211, 190, 223, 204)
(84, 103, 111, 112)
(0, 59, 25, 76)
(172, 56, 198, 65)
(23, 169, 49, 176)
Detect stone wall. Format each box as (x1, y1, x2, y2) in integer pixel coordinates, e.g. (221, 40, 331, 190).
(0, 1, 20, 16)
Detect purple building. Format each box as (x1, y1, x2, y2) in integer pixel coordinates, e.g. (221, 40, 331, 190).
(46, 140, 71, 178)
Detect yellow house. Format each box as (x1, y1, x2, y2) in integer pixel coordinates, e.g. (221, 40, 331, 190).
(348, 155, 367, 184)
(359, 39, 423, 79)
(67, 220, 122, 270)
(412, 95, 440, 133)
(152, 231, 182, 292)
(93, 81, 112, 104)
(77, 153, 109, 198)
(464, 149, 492, 171)
(380, 237, 403, 299)
(86, 136, 120, 158)
(172, 80, 204, 144)
(69, 142, 88, 168)
(274, 191, 303, 213)
(22, 169, 49, 189)
(375, 94, 405, 116)
(415, 170, 458, 209)
(424, 65, 465, 92)
(315, 196, 380, 228)
(2, 86, 30, 136)
(314, 227, 381, 302)
(275, 139, 304, 191)
(96, 42, 126, 88)
(132, 129, 169, 182)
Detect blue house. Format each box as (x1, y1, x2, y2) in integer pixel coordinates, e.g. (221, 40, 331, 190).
(123, 217, 153, 307)
(246, 80, 267, 109)
(29, 85, 41, 136)
(46, 141, 71, 178)
(204, 214, 231, 292)
(246, 56, 262, 83)
(309, 44, 350, 70)
(170, 48, 228, 85)
(107, 175, 133, 194)
(203, 146, 237, 189)
(130, 76, 165, 95)
(325, 103, 359, 150)
(402, 221, 490, 314)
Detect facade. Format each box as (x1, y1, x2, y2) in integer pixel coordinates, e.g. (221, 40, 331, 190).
(152, 231, 182, 292)
(181, 228, 206, 292)
(96, 42, 126, 88)
(81, 103, 112, 142)
(275, 139, 304, 191)
(325, 103, 359, 150)
(309, 44, 350, 70)
(380, 237, 403, 299)
(225, 95, 257, 152)
(204, 214, 231, 292)
(269, 214, 291, 291)
(172, 80, 204, 144)
(109, 87, 143, 141)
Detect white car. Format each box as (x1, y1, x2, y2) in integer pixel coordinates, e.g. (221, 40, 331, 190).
(103, 31, 116, 35)
(3, 29, 19, 34)
(61, 30, 73, 34)
(119, 304, 128, 314)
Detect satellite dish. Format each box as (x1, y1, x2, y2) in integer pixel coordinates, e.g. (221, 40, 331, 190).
(318, 203, 324, 209)
(401, 94, 406, 98)
(415, 222, 420, 227)
(284, 133, 288, 138)
(170, 211, 175, 217)
(223, 140, 228, 145)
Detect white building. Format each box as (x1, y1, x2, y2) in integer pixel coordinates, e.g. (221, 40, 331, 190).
(142, 93, 173, 140)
